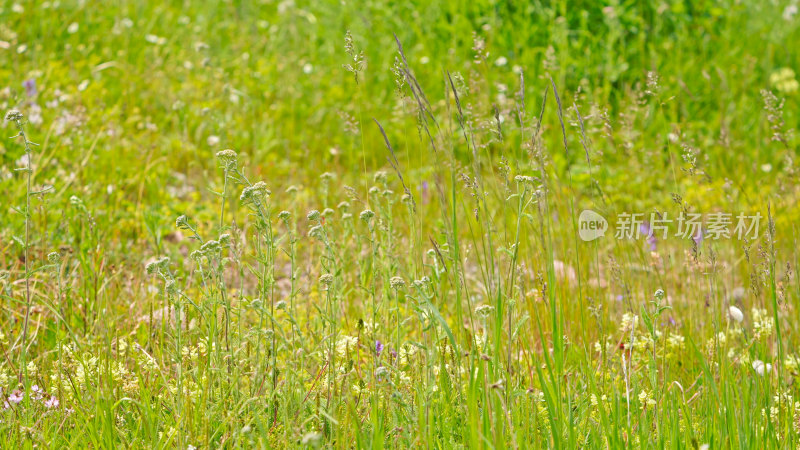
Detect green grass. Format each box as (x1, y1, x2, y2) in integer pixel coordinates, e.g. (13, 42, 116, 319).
(1, 0, 800, 447)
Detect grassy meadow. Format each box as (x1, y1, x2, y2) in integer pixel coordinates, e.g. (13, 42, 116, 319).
(2, 0, 800, 447)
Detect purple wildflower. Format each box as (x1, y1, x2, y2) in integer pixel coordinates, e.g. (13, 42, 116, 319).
(647, 236, 657, 251)
(23, 79, 37, 97)
(639, 222, 651, 237)
(31, 384, 43, 400)
(44, 396, 59, 408)
(640, 222, 657, 251)
(693, 228, 704, 246)
(8, 390, 23, 404)
(375, 340, 384, 356)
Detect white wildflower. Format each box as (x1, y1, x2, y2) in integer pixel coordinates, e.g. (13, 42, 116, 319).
(753, 359, 772, 376)
(728, 305, 744, 323)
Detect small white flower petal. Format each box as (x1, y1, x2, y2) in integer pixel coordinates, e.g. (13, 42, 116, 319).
(752, 359, 772, 376)
(729, 305, 744, 323)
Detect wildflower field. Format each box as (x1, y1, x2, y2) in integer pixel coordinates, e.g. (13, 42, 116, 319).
(2, 0, 800, 448)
